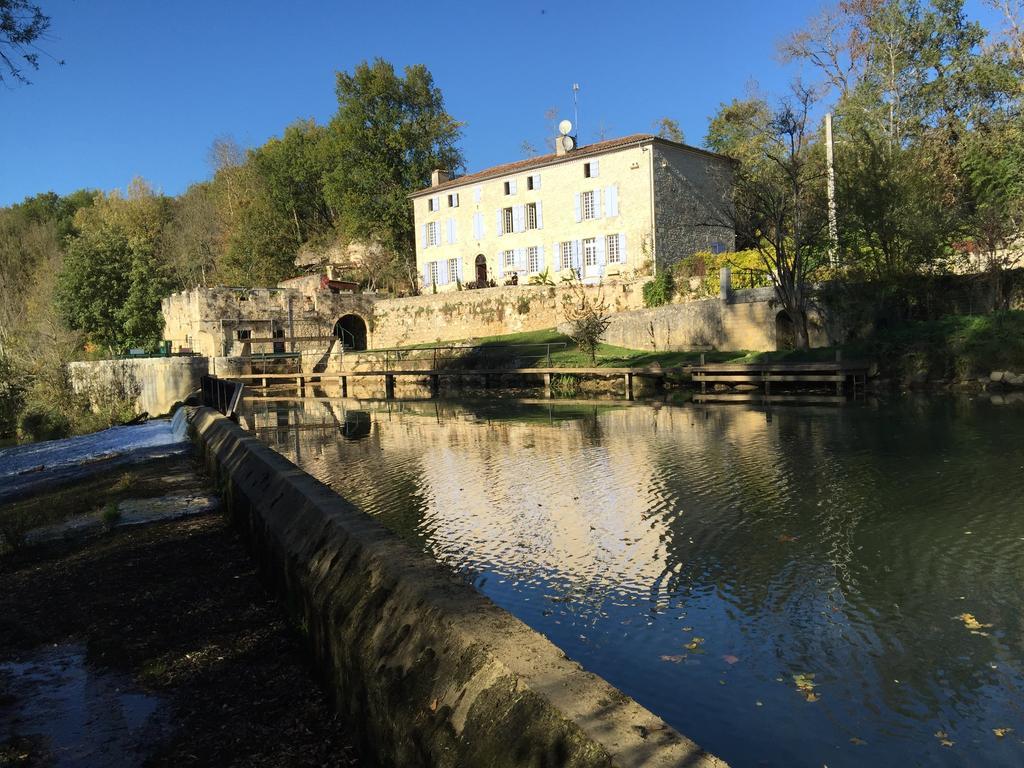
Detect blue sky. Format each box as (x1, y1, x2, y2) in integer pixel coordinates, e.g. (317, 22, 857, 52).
(0, 0, 1003, 206)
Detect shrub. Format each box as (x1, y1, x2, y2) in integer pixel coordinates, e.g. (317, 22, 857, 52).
(101, 502, 122, 529)
(515, 296, 531, 315)
(643, 271, 675, 307)
(18, 408, 72, 442)
(550, 374, 580, 397)
(561, 281, 611, 364)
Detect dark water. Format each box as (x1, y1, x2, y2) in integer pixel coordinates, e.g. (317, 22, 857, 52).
(241, 396, 1024, 767)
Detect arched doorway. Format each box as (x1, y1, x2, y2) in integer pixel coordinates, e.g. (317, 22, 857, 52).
(475, 254, 487, 286)
(775, 311, 796, 351)
(334, 314, 368, 351)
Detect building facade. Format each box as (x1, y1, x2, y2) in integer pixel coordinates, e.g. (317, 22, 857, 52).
(410, 134, 735, 292)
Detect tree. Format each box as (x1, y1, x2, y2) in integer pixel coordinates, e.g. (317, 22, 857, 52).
(322, 59, 463, 292)
(710, 86, 829, 349)
(653, 117, 685, 143)
(1, 0, 56, 85)
(55, 182, 173, 352)
(562, 280, 612, 364)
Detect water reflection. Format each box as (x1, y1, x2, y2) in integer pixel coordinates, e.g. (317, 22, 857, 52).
(240, 396, 1024, 768)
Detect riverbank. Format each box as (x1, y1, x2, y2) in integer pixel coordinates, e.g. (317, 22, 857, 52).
(0, 424, 362, 767)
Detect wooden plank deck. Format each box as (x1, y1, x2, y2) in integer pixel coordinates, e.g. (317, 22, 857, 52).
(691, 359, 869, 399)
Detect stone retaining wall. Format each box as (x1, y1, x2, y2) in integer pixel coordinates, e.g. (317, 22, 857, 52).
(189, 407, 726, 768)
(69, 357, 208, 417)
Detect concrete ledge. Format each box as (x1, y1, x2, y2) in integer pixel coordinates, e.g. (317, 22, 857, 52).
(189, 407, 726, 768)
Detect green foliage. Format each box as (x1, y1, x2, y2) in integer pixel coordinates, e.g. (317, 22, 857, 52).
(550, 374, 580, 398)
(528, 266, 556, 286)
(101, 502, 122, 529)
(18, 407, 71, 442)
(0, 351, 24, 438)
(515, 296, 531, 315)
(654, 117, 685, 143)
(0, 0, 52, 84)
(643, 270, 675, 307)
(322, 59, 463, 287)
(55, 185, 173, 353)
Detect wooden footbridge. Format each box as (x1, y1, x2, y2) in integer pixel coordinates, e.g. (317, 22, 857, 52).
(225, 366, 664, 401)
(691, 358, 869, 404)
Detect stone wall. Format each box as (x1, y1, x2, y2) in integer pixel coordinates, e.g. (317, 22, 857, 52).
(69, 357, 208, 416)
(189, 407, 726, 768)
(600, 289, 831, 353)
(652, 144, 735, 272)
(371, 278, 649, 348)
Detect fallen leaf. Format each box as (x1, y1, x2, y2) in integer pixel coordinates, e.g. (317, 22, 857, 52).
(940, 739, 955, 748)
(429, 698, 438, 712)
(681, 626, 693, 632)
(849, 737, 867, 746)
(993, 727, 1013, 738)
(955, 613, 992, 631)
(935, 730, 948, 739)
(660, 654, 685, 663)
(793, 673, 820, 702)
(722, 654, 740, 665)
(684, 637, 704, 651)
(778, 534, 798, 543)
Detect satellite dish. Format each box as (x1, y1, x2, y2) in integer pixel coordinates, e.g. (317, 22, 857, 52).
(558, 119, 573, 136)
(560, 135, 576, 152)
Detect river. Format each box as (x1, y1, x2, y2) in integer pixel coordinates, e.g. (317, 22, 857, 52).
(240, 395, 1024, 768)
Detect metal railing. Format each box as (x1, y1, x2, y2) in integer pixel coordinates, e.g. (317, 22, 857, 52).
(200, 375, 245, 418)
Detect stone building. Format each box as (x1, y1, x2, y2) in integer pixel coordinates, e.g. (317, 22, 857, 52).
(410, 133, 735, 292)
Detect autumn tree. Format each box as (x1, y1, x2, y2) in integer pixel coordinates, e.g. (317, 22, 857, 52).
(0, 0, 57, 85)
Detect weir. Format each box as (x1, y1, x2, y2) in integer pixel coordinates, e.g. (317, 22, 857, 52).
(188, 406, 726, 768)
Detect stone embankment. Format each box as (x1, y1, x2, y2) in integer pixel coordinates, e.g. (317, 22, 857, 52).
(190, 407, 727, 768)
(990, 370, 1024, 387)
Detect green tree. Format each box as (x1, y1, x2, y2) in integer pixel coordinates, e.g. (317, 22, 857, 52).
(323, 59, 463, 291)
(653, 117, 685, 143)
(55, 182, 173, 352)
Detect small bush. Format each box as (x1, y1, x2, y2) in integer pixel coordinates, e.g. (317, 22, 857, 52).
(550, 374, 580, 397)
(101, 502, 122, 530)
(515, 296, 531, 315)
(18, 408, 72, 442)
(643, 271, 675, 307)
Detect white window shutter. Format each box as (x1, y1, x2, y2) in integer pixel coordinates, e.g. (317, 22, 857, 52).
(621, 233, 627, 262)
(591, 160, 600, 177)
(571, 240, 581, 270)
(574, 193, 582, 223)
(496, 209, 504, 236)
(451, 218, 458, 243)
(606, 185, 619, 217)
(423, 263, 431, 286)
(453, 193, 459, 207)
(536, 201, 544, 229)
(594, 188, 603, 219)
(533, 173, 541, 190)
(420, 223, 427, 249)
(509, 179, 518, 194)
(538, 244, 545, 272)
(438, 260, 448, 285)
(496, 252, 504, 278)
(513, 205, 525, 233)
(597, 237, 606, 265)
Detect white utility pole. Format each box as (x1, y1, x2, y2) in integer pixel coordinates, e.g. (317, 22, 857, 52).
(825, 112, 838, 267)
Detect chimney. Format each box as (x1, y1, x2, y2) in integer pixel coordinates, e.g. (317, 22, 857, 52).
(431, 169, 450, 187)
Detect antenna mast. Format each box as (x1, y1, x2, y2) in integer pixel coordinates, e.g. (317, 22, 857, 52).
(572, 83, 580, 140)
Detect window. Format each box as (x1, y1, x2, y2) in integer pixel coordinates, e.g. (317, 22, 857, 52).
(559, 241, 573, 270)
(448, 258, 460, 282)
(526, 202, 538, 230)
(583, 160, 599, 178)
(583, 237, 599, 267)
(503, 249, 516, 268)
(581, 191, 596, 220)
(606, 234, 623, 264)
(504, 179, 517, 195)
(527, 173, 540, 190)
(428, 196, 441, 212)
(711, 241, 728, 255)
(527, 246, 540, 273)
(426, 221, 440, 247)
(236, 329, 251, 340)
(428, 261, 440, 286)
(503, 207, 514, 234)
(448, 193, 459, 208)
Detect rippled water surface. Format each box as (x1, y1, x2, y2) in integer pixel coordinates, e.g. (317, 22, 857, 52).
(242, 396, 1024, 767)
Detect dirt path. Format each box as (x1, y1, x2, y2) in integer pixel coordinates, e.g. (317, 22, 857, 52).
(0, 512, 363, 767)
